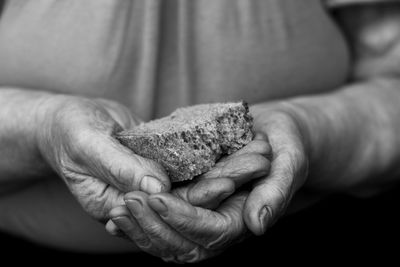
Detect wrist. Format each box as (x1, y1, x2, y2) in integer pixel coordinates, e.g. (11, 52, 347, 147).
(251, 98, 340, 192)
(250, 101, 313, 193)
(277, 100, 327, 191)
(278, 93, 371, 193)
(250, 101, 314, 162)
(0, 89, 57, 179)
(32, 93, 78, 171)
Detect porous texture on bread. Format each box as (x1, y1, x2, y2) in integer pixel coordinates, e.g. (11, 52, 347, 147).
(116, 101, 253, 182)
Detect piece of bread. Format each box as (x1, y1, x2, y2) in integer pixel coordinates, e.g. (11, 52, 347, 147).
(116, 101, 254, 182)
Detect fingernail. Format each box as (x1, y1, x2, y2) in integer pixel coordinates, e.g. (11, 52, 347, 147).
(150, 197, 168, 217)
(106, 221, 124, 236)
(259, 206, 270, 235)
(140, 176, 164, 194)
(125, 199, 143, 218)
(112, 216, 133, 231)
(136, 237, 151, 249)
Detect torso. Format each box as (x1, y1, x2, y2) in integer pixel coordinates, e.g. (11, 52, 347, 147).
(0, 0, 349, 120)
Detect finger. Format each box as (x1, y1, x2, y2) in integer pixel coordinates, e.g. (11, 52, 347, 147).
(110, 206, 152, 248)
(244, 178, 288, 236)
(220, 139, 271, 159)
(105, 219, 129, 239)
(243, 110, 311, 236)
(179, 152, 269, 208)
(124, 192, 208, 263)
(148, 192, 247, 250)
(243, 150, 308, 236)
(173, 178, 235, 209)
(182, 153, 269, 208)
(105, 219, 121, 236)
(69, 130, 171, 194)
(254, 132, 268, 142)
(200, 153, 270, 188)
(63, 173, 125, 221)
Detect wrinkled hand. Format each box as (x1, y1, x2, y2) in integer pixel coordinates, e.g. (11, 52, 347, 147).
(35, 95, 170, 221)
(106, 135, 271, 262)
(242, 104, 309, 235)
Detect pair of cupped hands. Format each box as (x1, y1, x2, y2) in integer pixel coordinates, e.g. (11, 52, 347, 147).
(36, 95, 309, 263)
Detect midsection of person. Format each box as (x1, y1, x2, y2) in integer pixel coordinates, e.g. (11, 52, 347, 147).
(0, 0, 349, 120)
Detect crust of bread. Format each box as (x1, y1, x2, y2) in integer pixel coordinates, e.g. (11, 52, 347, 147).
(116, 101, 253, 182)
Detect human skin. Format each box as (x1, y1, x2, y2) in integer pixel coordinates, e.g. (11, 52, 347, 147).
(108, 4, 400, 263)
(0, 90, 271, 252)
(0, 1, 399, 260)
(106, 134, 272, 260)
(0, 91, 174, 221)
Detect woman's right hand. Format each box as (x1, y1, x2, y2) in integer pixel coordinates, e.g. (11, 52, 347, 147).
(34, 95, 170, 221)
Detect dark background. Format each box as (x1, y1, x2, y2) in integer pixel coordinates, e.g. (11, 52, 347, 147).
(1, 187, 399, 265)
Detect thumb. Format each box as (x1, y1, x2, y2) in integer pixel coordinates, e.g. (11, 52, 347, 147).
(74, 130, 171, 194)
(74, 177, 126, 221)
(243, 150, 307, 235)
(59, 100, 171, 195)
(96, 100, 170, 193)
(243, 176, 289, 236)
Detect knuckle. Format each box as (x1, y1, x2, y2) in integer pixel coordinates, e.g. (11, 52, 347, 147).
(134, 236, 151, 249)
(59, 160, 86, 185)
(142, 223, 165, 237)
(251, 140, 271, 156)
(171, 238, 194, 257)
(177, 247, 202, 263)
(144, 234, 194, 262)
(189, 185, 215, 203)
(106, 163, 133, 190)
(229, 154, 269, 179)
(204, 217, 231, 250)
(210, 160, 229, 179)
(172, 186, 190, 202)
(205, 231, 229, 250)
(82, 198, 108, 221)
(171, 216, 198, 233)
(221, 158, 248, 178)
(108, 206, 126, 218)
(270, 185, 290, 215)
(137, 239, 172, 260)
(61, 169, 115, 221)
